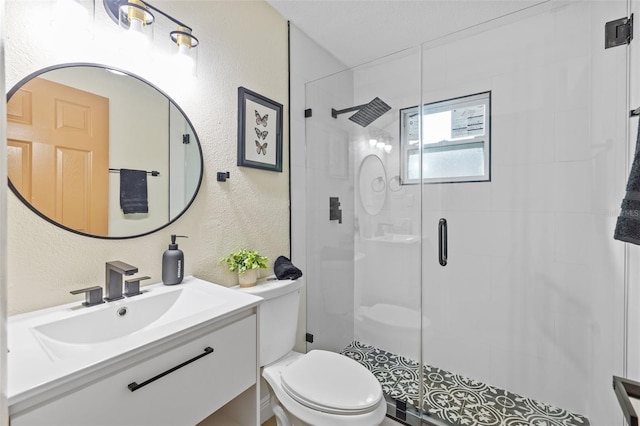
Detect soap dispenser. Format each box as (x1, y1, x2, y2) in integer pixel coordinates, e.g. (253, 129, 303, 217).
(162, 235, 188, 285)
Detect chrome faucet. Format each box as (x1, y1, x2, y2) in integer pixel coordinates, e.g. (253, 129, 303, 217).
(105, 261, 138, 301)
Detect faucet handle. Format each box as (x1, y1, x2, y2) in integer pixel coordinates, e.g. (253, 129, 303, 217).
(124, 276, 151, 297)
(70, 286, 105, 307)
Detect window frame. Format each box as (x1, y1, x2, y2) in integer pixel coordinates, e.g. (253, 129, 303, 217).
(400, 91, 491, 185)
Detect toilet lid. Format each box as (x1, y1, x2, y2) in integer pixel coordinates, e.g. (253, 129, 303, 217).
(280, 350, 382, 415)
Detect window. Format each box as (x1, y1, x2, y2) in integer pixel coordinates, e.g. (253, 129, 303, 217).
(400, 92, 491, 184)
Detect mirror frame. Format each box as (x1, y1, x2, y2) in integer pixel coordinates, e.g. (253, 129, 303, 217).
(6, 63, 204, 239)
(358, 154, 387, 216)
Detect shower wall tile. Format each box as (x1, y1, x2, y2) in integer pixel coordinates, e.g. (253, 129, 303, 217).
(547, 342, 591, 416)
(554, 106, 591, 163)
(449, 211, 493, 256)
(490, 163, 557, 212)
(551, 2, 592, 62)
(547, 261, 594, 314)
(440, 182, 491, 212)
(485, 211, 515, 258)
(444, 253, 491, 320)
(553, 161, 593, 213)
(554, 213, 591, 264)
(554, 58, 591, 113)
(491, 109, 556, 167)
(490, 64, 556, 116)
(505, 213, 556, 263)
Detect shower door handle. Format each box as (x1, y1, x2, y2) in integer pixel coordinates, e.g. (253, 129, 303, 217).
(438, 218, 447, 267)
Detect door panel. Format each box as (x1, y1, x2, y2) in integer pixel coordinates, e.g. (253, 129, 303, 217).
(7, 139, 32, 199)
(7, 78, 109, 234)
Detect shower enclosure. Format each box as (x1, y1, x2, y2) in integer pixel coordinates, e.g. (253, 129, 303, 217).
(302, 1, 628, 424)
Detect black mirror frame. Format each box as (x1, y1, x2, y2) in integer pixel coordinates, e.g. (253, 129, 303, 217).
(6, 62, 204, 240)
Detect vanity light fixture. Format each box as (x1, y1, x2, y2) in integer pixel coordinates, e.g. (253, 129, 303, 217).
(119, 0, 154, 35)
(103, 0, 199, 65)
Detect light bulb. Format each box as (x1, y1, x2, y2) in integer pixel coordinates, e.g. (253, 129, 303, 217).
(175, 43, 195, 74)
(129, 17, 144, 34)
(376, 141, 385, 149)
(170, 27, 198, 76)
(369, 139, 377, 147)
(384, 144, 392, 153)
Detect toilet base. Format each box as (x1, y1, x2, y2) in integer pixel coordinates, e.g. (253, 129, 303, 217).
(263, 351, 387, 426)
(270, 392, 292, 426)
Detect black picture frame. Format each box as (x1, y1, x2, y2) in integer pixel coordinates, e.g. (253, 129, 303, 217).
(237, 87, 283, 172)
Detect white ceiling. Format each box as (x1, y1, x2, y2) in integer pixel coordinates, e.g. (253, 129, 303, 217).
(267, 0, 546, 68)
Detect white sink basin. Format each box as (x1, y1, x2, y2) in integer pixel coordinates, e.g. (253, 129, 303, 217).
(8, 276, 262, 407)
(31, 285, 226, 360)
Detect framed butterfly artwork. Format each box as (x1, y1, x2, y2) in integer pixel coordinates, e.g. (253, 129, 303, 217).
(237, 86, 283, 172)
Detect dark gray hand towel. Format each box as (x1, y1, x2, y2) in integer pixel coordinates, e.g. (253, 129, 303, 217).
(274, 256, 303, 280)
(120, 169, 148, 214)
(615, 122, 640, 244)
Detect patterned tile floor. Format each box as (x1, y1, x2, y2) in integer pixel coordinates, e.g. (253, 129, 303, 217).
(341, 341, 590, 426)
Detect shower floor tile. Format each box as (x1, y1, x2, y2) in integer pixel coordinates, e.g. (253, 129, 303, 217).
(340, 341, 589, 426)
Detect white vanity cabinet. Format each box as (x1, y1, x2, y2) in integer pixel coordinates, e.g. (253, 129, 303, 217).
(11, 312, 258, 426)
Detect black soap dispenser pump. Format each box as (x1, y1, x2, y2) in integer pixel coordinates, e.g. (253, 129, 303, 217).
(162, 235, 187, 285)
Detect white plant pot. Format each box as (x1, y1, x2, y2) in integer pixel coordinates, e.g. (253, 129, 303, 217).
(238, 269, 258, 288)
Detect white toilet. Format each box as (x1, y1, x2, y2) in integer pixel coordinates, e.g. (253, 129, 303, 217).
(238, 278, 387, 426)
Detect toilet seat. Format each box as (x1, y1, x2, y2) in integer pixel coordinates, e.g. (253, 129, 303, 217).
(280, 350, 382, 415)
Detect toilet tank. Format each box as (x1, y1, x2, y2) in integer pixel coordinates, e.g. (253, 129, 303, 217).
(237, 278, 304, 366)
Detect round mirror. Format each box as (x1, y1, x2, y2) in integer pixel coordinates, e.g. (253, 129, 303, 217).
(358, 154, 386, 216)
(6, 64, 203, 239)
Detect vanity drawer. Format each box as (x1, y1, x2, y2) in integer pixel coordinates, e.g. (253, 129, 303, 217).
(12, 314, 257, 426)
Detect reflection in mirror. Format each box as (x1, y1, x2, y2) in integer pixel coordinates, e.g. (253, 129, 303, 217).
(6, 64, 203, 238)
(358, 154, 386, 216)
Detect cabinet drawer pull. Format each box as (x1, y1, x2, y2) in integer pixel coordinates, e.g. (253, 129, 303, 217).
(128, 346, 214, 392)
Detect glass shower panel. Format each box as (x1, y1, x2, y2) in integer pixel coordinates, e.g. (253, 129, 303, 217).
(304, 67, 357, 353)
(420, 2, 627, 425)
(304, 47, 426, 410)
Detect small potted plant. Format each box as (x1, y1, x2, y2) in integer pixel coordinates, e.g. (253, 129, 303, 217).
(220, 248, 269, 288)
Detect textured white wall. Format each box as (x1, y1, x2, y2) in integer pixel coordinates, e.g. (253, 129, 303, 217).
(5, 0, 289, 315)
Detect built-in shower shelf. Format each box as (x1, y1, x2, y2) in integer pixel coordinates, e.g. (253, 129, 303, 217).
(341, 341, 589, 426)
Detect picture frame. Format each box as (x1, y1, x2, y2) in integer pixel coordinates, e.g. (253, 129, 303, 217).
(237, 86, 283, 172)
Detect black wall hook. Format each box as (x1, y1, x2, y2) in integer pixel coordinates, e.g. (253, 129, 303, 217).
(217, 172, 230, 182)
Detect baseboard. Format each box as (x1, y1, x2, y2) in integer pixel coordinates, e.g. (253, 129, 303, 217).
(260, 394, 273, 425)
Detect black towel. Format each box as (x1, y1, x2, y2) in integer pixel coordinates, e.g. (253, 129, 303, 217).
(615, 122, 640, 244)
(120, 169, 148, 214)
(274, 256, 303, 280)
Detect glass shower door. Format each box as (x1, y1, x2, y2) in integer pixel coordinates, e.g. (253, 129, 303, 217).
(304, 47, 426, 420)
(303, 2, 628, 425)
(420, 2, 628, 425)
